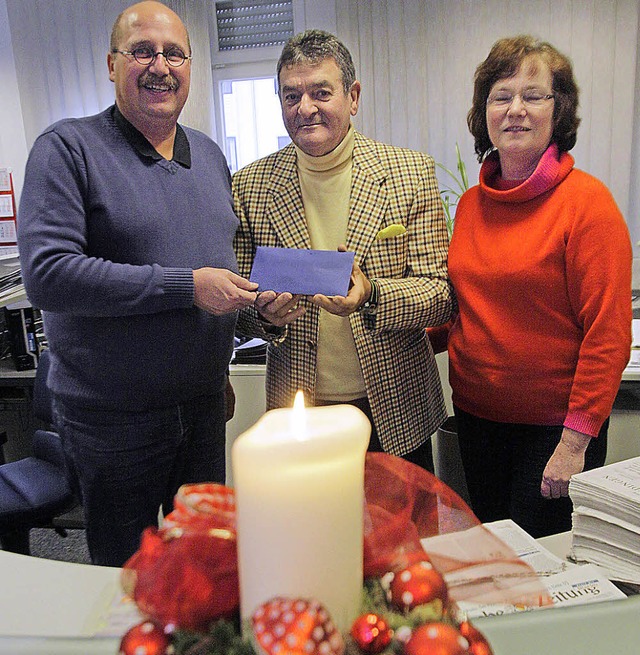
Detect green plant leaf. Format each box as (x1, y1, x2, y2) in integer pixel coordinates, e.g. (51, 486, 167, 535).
(436, 143, 470, 238)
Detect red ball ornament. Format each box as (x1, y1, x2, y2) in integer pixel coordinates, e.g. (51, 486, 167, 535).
(252, 597, 344, 655)
(404, 623, 469, 655)
(119, 621, 172, 655)
(389, 561, 448, 611)
(350, 613, 393, 653)
(458, 621, 494, 655)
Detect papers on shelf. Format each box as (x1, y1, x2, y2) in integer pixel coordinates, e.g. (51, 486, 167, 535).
(0, 252, 24, 306)
(0, 167, 12, 192)
(0, 195, 14, 219)
(422, 519, 626, 619)
(569, 457, 640, 584)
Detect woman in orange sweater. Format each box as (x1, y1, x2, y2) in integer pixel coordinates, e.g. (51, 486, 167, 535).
(447, 36, 632, 537)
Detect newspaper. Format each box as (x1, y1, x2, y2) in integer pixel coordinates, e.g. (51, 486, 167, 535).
(572, 507, 640, 584)
(569, 457, 640, 526)
(569, 457, 640, 583)
(421, 519, 626, 619)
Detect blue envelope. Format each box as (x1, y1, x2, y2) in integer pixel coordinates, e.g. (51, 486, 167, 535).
(249, 247, 355, 296)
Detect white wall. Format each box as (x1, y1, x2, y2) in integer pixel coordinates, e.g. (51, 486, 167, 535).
(1, 0, 639, 249)
(333, 0, 640, 254)
(0, 0, 28, 201)
(296, 0, 336, 33)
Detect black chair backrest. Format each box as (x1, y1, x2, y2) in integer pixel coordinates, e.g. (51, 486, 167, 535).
(32, 349, 54, 425)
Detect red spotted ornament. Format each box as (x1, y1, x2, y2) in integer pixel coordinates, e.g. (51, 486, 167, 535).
(252, 597, 345, 655)
(350, 613, 393, 653)
(404, 623, 469, 655)
(458, 621, 494, 655)
(389, 561, 448, 612)
(119, 621, 173, 655)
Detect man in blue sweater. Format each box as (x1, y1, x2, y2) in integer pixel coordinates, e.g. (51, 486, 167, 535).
(17, 0, 258, 566)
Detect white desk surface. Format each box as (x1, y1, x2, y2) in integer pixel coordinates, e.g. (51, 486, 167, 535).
(0, 532, 638, 655)
(0, 550, 131, 654)
(475, 593, 640, 655)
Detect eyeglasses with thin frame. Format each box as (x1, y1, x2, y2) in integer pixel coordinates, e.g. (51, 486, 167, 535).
(112, 46, 192, 67)
(487, 91, 555, 108)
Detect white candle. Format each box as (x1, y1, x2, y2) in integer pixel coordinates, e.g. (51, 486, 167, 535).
(232, 394, 370, 633)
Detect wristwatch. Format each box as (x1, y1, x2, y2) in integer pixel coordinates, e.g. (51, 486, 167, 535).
(357, 279, 379, 314)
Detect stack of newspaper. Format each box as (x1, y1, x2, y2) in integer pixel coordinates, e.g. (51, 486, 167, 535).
(569, 457, 640, 585)
(421, 519, 625, 619)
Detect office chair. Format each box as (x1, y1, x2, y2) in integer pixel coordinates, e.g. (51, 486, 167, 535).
(0, 350, 79, 554)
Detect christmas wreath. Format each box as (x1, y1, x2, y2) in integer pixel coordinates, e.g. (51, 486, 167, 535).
(118, 453, 549, 655)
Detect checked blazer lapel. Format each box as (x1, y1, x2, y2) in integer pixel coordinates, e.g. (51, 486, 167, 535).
(346, 134, 388, 261)
(264, 146, 311, 250)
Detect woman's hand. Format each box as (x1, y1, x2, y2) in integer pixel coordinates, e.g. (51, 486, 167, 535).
(541, 427, 591, 499)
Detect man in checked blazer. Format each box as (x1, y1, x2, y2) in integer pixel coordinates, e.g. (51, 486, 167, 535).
(233, 30, 453, 470)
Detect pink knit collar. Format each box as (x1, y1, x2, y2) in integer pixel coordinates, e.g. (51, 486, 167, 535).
(479, 143, 574, 203)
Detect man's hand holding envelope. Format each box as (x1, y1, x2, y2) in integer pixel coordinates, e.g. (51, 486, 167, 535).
(249, 245, 371, 325)
(309, 244, 372, 317)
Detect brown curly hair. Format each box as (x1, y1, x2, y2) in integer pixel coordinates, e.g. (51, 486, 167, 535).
(467, 35, 580, 162)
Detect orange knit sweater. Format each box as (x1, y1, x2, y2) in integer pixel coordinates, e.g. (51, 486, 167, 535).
(448, 145, 632, 436)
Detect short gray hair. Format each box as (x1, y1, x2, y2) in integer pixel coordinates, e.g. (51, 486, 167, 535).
(277, 29, 356, 94)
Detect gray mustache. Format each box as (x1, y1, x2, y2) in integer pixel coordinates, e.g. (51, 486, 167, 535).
(138, 73, 178, 91)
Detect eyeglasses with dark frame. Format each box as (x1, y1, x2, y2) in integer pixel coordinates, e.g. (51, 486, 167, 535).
(487, 91, 555, 108)
(112, 46, 192, 67)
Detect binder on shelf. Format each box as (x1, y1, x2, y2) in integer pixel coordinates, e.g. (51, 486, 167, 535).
(3, 299, 39, 371)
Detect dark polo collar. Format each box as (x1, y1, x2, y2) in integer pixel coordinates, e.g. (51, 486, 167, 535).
(112, 104, 191, 168)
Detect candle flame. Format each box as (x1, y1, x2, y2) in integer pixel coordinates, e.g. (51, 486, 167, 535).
(291, 390, 307, 440)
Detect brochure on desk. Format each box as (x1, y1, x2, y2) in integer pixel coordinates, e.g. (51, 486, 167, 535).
(421, 519, 626, 619)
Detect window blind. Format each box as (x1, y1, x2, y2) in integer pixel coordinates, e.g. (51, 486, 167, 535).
(215, 0, 294, 51)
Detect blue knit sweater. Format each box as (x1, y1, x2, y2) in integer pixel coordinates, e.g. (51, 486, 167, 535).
(18, 106, 238, 410)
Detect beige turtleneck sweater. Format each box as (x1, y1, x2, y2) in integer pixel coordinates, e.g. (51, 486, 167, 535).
(295, 127, 365, 401)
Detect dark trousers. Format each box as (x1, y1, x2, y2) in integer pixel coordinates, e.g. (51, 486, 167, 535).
(455, 405, 608, 538)
(53, 392, 226, 567)
(316, 396, 434, 472)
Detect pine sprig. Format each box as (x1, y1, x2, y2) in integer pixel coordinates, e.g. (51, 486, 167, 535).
(172, 620, 256, 655)
(168, 578, 454, 655)
(361, 577, 447, 630)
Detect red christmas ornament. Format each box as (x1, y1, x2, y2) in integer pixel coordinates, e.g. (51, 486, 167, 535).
(404, 623, 469, 655)
(389, 561, 448, 611)
(458, 621, 494, 655)
(119, 621, 172, 655)
(252, 597, 345, 655)
(350, 613, 393, 653)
